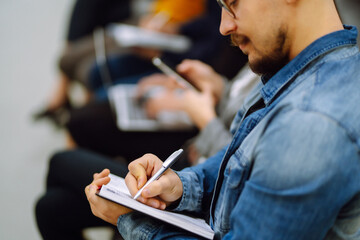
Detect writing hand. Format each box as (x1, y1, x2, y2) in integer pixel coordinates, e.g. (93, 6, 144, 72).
(125, 154, 183, 209)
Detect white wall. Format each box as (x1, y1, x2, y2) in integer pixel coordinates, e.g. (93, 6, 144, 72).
(0, 1, 71, 239)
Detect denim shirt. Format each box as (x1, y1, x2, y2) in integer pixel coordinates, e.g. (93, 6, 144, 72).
(117, 26, 360, 239)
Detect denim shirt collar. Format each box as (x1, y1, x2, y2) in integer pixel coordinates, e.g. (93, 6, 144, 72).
(260, 25, 358, 105)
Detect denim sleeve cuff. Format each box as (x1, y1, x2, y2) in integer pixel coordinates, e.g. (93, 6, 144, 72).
(172, 170, 204, 212)
(117, 212, 160, 240)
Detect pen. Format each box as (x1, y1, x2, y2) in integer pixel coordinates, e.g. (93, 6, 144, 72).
(133, 149, 184, 200)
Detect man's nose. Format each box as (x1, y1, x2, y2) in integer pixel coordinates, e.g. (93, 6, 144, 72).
(219, 9, 236, 36)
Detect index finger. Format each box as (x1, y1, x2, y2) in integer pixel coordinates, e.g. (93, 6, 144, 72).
(93, 169, 110, 181)
(176, 59, 194, 74)
(125, 154, 164, 196)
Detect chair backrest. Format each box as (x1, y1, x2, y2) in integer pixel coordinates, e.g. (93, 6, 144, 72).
(335, 0, 360, 47)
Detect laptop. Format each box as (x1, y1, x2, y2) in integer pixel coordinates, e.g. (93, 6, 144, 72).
(108, 84, 195, 131)
(94, 28, 194, 131)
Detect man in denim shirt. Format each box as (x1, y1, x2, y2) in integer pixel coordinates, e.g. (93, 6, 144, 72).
(85, 0, 360, 239)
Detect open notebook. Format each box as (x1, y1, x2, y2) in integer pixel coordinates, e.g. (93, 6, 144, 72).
(97, 173, 214, 239)
(107, 84, 194, 131)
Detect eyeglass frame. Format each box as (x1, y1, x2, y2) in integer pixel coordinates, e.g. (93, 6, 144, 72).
(216, 0, 236, 18)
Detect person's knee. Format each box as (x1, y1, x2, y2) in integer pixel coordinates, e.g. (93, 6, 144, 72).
(58, 53, 73, 78)
(35, 195, 48, 219)
(48, 150, 80, 176)
(34, 194, 55, 233)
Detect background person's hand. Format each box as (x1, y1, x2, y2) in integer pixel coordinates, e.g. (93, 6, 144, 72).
(176, 59, 225, 103)
(135, 63, 218, 127)
(136, 73, 178, 99)
(180, 89, 216, 129)
(133, 13, 181, 60)
(138, 13, 180, 34)
(136, 73, 186, 119)
(125, 154, 183, 209)
(85, 169, 133, 225)
(143, 89, 184, 118)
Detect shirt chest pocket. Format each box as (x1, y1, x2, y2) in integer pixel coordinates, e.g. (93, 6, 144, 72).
(214, 149, 251, 232)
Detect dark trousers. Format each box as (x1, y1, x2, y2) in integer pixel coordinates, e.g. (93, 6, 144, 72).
(35, 149, 129, 240)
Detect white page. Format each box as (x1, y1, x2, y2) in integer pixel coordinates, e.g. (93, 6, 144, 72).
(97, 174, 214, 239)
(107, 24, 192, 53)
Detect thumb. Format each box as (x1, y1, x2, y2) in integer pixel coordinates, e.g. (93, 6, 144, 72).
(89, 184, 97, 195)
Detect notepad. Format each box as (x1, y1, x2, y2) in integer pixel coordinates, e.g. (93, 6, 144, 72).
(97, 173, 214, 239)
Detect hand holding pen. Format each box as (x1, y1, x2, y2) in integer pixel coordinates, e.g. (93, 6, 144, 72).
(125, 150, 185, 209)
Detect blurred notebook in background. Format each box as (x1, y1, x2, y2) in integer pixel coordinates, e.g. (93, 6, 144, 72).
(106, 23, 192, 53)
(108, 84, 194, 131)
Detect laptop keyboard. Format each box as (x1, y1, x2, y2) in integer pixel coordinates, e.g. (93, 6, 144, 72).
(126, 93, 147, 120)
(109, 84, 194, 131)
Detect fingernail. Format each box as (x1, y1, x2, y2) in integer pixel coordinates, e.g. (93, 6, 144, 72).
(143, 189, 150, 196)
(151, 202, 159, 208)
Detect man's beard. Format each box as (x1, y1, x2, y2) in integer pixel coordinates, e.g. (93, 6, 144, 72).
(231, 29, 289, 76)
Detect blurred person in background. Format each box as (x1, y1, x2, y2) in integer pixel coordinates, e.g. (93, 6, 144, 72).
(62, 59, 258, 162)
(34, 0, 246, 127)
(34, 0, 131, 122)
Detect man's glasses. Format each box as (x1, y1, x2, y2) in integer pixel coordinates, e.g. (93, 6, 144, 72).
(216, 0, 235, 18)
